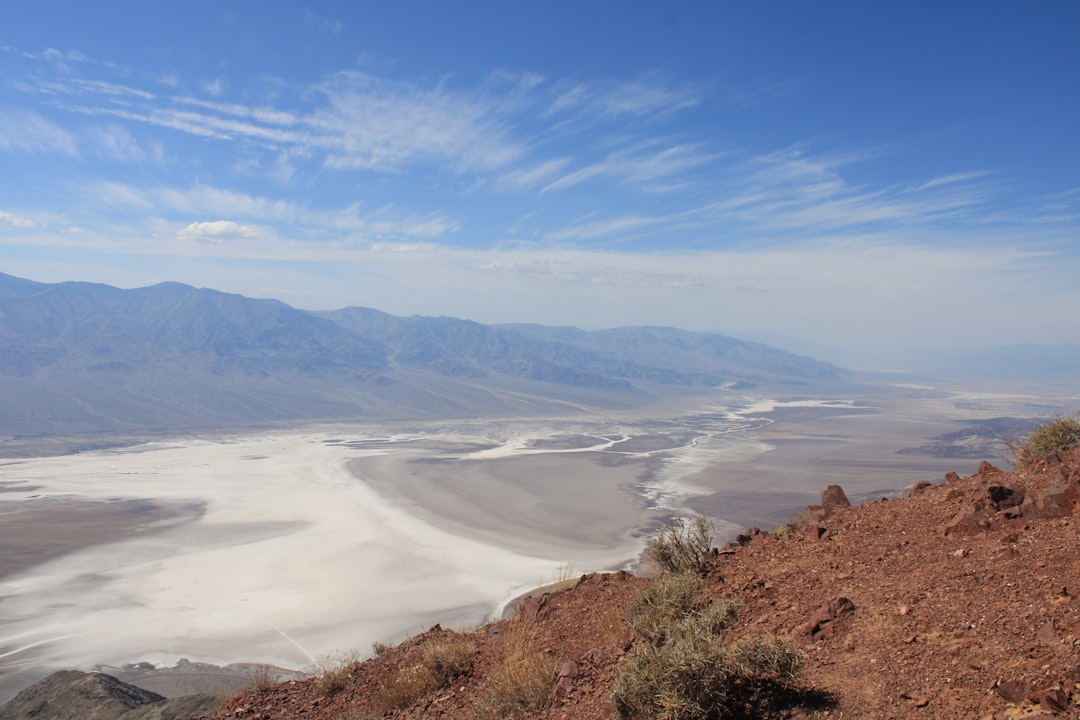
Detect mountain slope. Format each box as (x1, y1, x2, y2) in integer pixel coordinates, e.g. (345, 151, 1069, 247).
(0, 272, 849, 437)
(190, 445, 1078, 720)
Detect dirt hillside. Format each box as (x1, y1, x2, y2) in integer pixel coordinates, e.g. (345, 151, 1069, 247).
(199, 444, 1080, 720)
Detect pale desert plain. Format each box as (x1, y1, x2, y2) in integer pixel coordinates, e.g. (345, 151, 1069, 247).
(0, 384, 1075, 701)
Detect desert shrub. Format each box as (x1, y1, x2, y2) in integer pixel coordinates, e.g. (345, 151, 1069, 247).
(630, 572, 706, 645)
(249, 665, 275, 693)
(612, 630, 803, 720)
(645, 516, 715, 575)
(727, 635, 803, 682)
(1008, 416, 1080, 470)
(475, 617, 557, 719)
(612, 578, 802, 720)
(422, 636, 475, 685)
(312, 650, 360, 697)
(367, 664, 439, 714)
(361, 635, 475, 714)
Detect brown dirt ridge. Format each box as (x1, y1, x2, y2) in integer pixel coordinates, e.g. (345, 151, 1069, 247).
(10, 445, 1080, 719)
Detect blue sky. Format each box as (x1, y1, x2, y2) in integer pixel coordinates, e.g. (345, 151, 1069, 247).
(1, 2, 1078, 368)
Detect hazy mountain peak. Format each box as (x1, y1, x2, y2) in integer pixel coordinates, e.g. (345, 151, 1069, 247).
(0, 273, 849, 437)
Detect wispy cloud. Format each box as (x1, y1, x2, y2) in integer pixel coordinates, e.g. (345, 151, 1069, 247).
(310, 70, 524, 173)
(914, 170, 995, 191)
(86, 124, 163, 164)
(694, 146, 997, 236)
(90, 182, 458, 241)
(547, 73, 702, 120)
(542, 141, 718, 194)
(0, 109, 79, 156)
(547, 214, 662, 241)
(0, 210, 36, 228)
(496, 157, 572, 191)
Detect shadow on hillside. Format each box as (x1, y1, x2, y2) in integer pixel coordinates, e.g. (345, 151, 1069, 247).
(730, 681, 838, 719)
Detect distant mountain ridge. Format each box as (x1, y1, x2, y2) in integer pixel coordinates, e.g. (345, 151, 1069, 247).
(0, 272, 848, 437)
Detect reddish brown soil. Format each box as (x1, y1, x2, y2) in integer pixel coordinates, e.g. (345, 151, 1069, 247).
(210, 448, 1080, 720)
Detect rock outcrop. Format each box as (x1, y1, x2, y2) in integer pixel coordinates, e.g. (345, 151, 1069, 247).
(0, 670, 221, 720)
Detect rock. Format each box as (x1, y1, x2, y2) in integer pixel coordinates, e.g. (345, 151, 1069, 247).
(517, 594, 549, 620)
(945, 471, 961, 483)
(736, 527, 762, 545)
(553, 660, 579, 699)
(821, 485, 851, 515)
(1035, 620, 1060, 646)
(804, 597, 855, 642)
(1035, 686, 1069, 712)
(944, 503, 988, 537)
(1041, 471, 1080, 516)
(909, 481, 932, 497)
(901, 692, 930, 707)
(986, 485, 1025, 510)
(994, 679, 1029, 704)
(973, 461, 1004, 480)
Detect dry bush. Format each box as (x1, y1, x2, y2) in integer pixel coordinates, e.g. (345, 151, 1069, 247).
(1008, 416, 1080, 470)
(422, 636, 476, 685)
(645, 516, 715, 575)
(362, 635, 475, 714)
(629, 572, 705, 645)
(249, 664, 275, 694)
(312, 650, 360, 697)
(367, 664, 439, 714)
(612, 579, 802, 720)
(727, 635, 803, 682)
(475, 618, 557, 719)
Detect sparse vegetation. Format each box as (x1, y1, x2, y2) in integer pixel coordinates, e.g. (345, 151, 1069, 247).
(475, 616, 557, 719)
(630, 572, 708, 645)
(422, 636, 476, 685)
(250, 664, 275, 693)
(311, 650, 360, 697)
(595, 605, 628, 642)
(553, 561, 578, 591)
(368, 664, 438, 714)
(645, 516, 715, 575)
(361, 634, 476, 715)
(1008, 415, 1080, 470)
(613, 575, 802, 720)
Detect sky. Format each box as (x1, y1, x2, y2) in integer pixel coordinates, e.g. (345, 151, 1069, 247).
(1, 1, 1078, 368)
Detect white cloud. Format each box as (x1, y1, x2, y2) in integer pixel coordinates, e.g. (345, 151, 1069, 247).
(0, 210, 36, 228)
(547, 73, 702, 120)
(177, 220, 263, 244)
(0, 109, 79, 157)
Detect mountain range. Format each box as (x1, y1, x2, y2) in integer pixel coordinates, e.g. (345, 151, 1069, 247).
(0, 272, 849, 437)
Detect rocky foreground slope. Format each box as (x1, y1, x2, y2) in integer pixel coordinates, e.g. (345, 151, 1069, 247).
(5, 445, 1080, 720)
